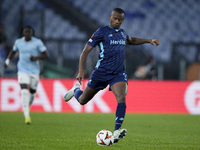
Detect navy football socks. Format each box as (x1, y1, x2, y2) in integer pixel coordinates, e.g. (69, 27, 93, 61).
(74, 88, 83, 100)
(115, 103, 126, 130)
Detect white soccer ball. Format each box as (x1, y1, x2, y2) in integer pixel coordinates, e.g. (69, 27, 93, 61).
(96, 130, 114, 146)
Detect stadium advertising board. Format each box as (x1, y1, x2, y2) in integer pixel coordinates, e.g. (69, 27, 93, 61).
(0, 78, 200, 114)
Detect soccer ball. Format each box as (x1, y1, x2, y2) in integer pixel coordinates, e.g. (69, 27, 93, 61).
(96, 130, 114, 146)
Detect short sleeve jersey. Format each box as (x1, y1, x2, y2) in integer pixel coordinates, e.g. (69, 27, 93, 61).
(87, 25, 129, 73)
(13, 37, 47, 74)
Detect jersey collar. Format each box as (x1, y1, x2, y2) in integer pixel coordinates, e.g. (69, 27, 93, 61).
(107, 25, 122, 32)
(23, 36, 33, 42)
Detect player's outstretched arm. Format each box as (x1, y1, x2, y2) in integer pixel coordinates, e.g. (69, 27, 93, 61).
(4, 50, 17, 68)
(76, 44, 93, 85)
(126, 37, 160, 46)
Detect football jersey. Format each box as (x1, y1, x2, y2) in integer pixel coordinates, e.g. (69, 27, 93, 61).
(87, 25, 129, 74)
(13, 37, 47, 74)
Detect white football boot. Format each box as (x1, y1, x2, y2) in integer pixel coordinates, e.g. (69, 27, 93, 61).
(113, 129, 127, 143)
(64, 83, 80, 102)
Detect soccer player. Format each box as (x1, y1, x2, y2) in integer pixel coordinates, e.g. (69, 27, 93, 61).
(4, 25, 49, 124)
(64, 8, 160, 143)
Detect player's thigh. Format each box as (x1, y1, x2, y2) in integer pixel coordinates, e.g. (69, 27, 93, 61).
(110, 81, 127, 103)
(29, 74, 39, 90)
(79, 85, 99, 105)
(18, 72, 30, 89)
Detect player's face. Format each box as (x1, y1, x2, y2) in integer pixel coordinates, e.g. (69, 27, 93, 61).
(109, 11, 124, 29)
(23, 28, 33, 41)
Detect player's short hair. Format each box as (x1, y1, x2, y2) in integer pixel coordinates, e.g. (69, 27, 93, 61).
(113, 8, 125, 15)
(21, 25, 35, 36)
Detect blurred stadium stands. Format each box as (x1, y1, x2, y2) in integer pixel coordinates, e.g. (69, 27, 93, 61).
(0, 0, 200, 80)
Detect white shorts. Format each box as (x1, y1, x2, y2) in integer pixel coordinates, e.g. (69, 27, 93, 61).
(18, 72, 39, 90)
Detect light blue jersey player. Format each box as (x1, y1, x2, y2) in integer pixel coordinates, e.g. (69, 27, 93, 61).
(13, 36, 46, 74)
(4, 25, 49, 124)
(64, 8, 160, 143)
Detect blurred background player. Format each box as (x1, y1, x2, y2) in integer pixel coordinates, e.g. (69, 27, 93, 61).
(64, 8, 160, 143)
(4, 25, 49, 124)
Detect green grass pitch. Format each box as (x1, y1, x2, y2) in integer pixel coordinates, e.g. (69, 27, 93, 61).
(0, 112, 200, 150)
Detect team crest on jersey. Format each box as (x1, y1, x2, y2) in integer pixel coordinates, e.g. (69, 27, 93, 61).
(121, 32, 126, 38)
